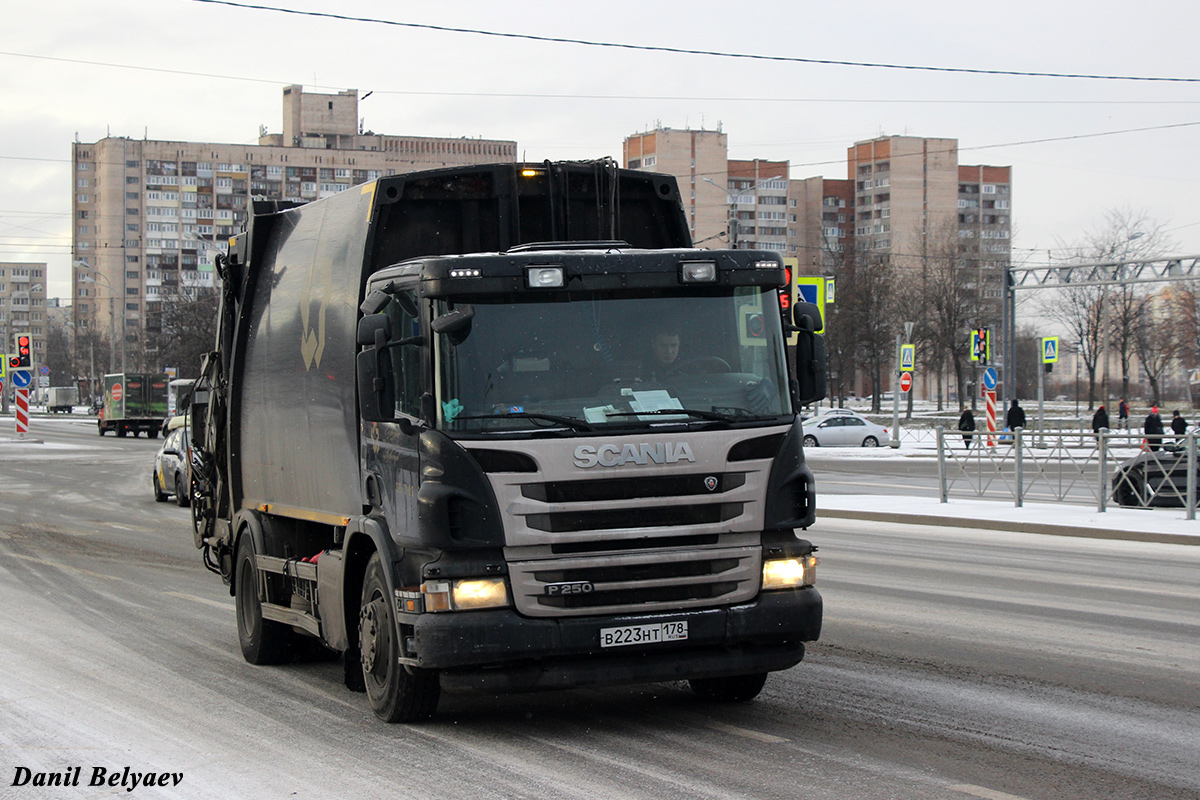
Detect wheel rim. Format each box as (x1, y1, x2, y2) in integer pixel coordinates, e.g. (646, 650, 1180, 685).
(864, 437, 878, 447)
(359, 594, 391, 682)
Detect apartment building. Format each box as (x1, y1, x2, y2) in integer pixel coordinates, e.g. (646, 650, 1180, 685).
(787, 177, 854, 273)
(72, 85, 517, 369)
(623, 126, 728, 245)
(0, 262, 48, 366)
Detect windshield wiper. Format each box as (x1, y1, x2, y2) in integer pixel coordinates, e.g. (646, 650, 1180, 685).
(456, 413, 597, 432)
(602, 408, 745, 423)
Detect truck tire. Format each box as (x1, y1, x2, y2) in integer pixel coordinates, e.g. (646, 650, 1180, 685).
(359, 552, 440, 722)
(235, 539, 293, 665)
(117, 426, 127, 438)
(98, 422, 106, 436)
(689, 672, 768, 702)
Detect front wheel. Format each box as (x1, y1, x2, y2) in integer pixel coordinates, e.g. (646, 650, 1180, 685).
(689, 672, 768, 702)
(236, 538, 294, 665)
(359, 552, 440, 722)
(862, 436, 879, 447)
(802, 435, 818, 448)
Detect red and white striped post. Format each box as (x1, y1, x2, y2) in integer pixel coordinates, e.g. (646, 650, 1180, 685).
(985, 389, 997, 448)
(15, 387, 29, 435)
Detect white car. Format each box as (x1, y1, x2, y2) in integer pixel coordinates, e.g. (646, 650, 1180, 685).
(153, 427, 191, 506)
(802, 411, 891, 448)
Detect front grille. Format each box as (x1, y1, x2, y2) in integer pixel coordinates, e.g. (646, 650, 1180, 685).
(523, 473, 745, 503)
(526, 503, 743, 533)
(509, 545, 761, 617)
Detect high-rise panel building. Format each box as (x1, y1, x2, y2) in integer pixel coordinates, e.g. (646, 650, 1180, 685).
(846, 135, 1011, 316)
(71, 85, 518, 370)
(786, 177, 853, 273)
(623, 126, 728, 246)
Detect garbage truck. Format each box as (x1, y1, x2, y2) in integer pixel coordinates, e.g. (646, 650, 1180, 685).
(189, 160, 825, 722)
(98, 373, 168, 437)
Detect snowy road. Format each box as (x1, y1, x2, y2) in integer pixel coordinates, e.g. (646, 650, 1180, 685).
(1, 419, 1197, 799)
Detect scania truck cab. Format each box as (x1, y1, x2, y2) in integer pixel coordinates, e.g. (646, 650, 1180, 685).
(190, 161, 824, 722)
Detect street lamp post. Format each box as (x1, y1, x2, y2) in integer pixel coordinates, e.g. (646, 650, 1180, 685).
(700, 174, 786, 250)
(74, 260, 117, 378)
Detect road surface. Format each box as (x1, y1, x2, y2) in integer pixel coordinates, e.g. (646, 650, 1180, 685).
(0, 417, 1196, 799)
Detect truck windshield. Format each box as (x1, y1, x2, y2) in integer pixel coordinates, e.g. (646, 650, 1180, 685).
(436, 286, 792, 434)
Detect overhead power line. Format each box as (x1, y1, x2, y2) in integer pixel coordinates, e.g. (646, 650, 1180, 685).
(189, 0, 1200, 83)
(9, 50, 1200, 106)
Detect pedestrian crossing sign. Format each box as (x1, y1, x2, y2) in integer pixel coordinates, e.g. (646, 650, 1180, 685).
(900, 344, 915, 372)
(1042, 336, 1059, 364)
(795, 275, 826, 335)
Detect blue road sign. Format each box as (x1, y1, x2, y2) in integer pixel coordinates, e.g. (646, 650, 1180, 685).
(982, 367, 998, 390)
(1042, 337, 1059, 364)
(900, 344, 915, 372)
(11, 370, 32, 389)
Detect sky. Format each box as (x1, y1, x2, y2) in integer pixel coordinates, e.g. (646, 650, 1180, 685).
(3, 0, 1200, 301)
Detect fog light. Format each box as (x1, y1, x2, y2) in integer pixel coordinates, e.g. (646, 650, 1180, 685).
(680, 261, 717, 283)
(452, 577, 510, 610)
(526, 266, 565, 288)
(762, 556, 817, 590)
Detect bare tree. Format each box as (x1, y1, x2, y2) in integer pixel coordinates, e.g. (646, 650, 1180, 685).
(1050, 207, 1177, 408)
(1047, 284, 1104, 409)
(147, 287, 219, 379)
(840, 253, 897, 412)
(1136, 291, 1181, 406)
(909, 220, 990, 412)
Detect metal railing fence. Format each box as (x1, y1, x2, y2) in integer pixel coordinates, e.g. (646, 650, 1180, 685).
(937, 427, 1198, 519)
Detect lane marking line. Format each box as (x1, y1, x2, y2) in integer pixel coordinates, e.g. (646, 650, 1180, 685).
(704, 719, 790, 743)
(164, 591, 235, 611)
(948, 784, 1033, 800)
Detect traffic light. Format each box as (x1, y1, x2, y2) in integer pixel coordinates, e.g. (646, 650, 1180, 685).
(779, 263, 794, 313)
(10, 334, 31, 369)
(969, 328, 990, 365)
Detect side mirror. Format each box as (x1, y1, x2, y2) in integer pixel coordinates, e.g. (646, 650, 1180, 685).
(793, 301, 827, 406)
(357, 349, 395, 423)
(792, 301, 822, 333)
(357, 313, 391, 346)
(431, 305, 475, 345)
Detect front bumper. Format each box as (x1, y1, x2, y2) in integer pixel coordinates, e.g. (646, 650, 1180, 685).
(406, 587, 822, 692)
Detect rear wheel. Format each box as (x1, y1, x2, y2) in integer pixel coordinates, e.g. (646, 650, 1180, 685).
(359, 552, 440, 722)
(689, 672, 768, 702)
(152, 472, 168, 502)
(236, 537, 293, 665)
(862, 436, 879, 447)
(174, 474, 190, 507)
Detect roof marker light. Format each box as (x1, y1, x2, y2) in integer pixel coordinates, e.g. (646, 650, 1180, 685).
(680, 261, 717, 283)
(526, 266, 565, 288)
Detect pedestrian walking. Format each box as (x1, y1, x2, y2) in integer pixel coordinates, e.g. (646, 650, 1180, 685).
(958, 408, 976, 449)
(1118, 398, 1130, 430)
(1144, 406, 1164, 452)
(1091, 405, 1109, 434)
(1005, 399, 1026, 431)
(1171, 410, 1188, 445)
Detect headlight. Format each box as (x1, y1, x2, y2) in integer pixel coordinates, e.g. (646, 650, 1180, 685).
(453, 577, 510, 610)
(421, 577, 510, 611)
(762, 555, 817, 590)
